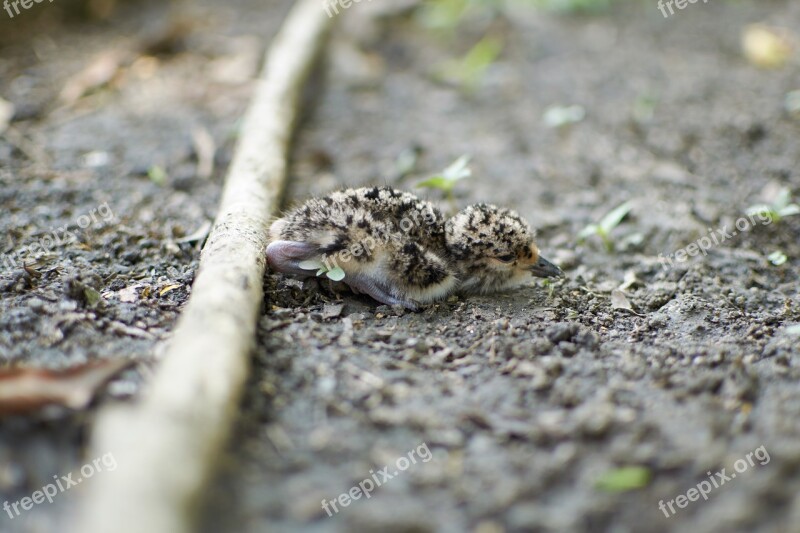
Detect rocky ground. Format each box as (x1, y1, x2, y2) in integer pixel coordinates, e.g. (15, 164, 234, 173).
(2, 1, 800, 532)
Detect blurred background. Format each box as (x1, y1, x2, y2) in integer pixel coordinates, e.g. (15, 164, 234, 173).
(1, 1, 799, 532)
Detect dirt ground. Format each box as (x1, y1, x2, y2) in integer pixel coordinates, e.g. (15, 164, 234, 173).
(2, 0, 800, 532)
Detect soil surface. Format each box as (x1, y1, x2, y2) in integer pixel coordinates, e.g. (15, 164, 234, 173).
(2, 1, 800, 532)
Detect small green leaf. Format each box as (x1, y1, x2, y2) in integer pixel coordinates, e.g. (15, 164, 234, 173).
(298, 259, 324, 271)
(436, 36, 503, 91)
(748, 189, 798, 224)
(632, 93, 658, 123)
(442, 155, 472, 181)
(595, 466, 651, 492)
(577, 224, 599, 241)
(416, 176, 455, 192)
(768, 250, 787, 266)
(774, 188, 792, 210)
(599, 201, 633, 234)
(394, 146, 420, 178)
(600, 233, 614, 253)
(531, 0, 613, 14)
(326, 267, 346, 281)
(778, 204, 800, 217)
(746, 204, 776, 220)
(416, 155, 472, 194)
(543, 104, 586, 128)
(460, 37, 502, 82)
(84, 287, 102, 307)
(148, 165, 167, 186)
(415, 0, 467, 30)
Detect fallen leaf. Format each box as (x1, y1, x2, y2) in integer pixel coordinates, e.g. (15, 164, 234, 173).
(59, 50, 128, 105)
(611, 289, 645, 316)
(0, 359, 133, 416)
(23, 264, 42, 277)
(174, 220, 212, 244)
(322, 303, 345, 320)
(107, 321, 154, 339)
(611, 289, 633, 311)
(117, 284, 141, 303)
(159, 284, 181, 296)
(84, 287, 102, 307)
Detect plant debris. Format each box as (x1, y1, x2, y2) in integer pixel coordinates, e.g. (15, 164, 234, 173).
(0, 359, 133, 416)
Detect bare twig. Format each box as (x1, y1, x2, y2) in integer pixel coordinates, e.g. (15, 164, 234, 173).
(72, 2, 333, 532)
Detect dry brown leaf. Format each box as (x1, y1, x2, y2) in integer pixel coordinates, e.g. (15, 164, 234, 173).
(59, 50, 128, 106)
(0, 359, 132, 416)
(159, 284, 181, 296)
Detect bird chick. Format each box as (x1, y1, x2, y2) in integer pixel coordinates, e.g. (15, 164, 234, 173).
(267, 186, 561, 310)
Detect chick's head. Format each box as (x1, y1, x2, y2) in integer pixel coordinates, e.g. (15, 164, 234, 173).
(445, 203, 561, 293)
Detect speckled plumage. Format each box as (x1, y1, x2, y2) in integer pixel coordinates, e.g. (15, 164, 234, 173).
(267, 186, 561, 309)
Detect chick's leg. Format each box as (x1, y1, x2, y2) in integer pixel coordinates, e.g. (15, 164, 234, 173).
(346, 273, 420, 311)
(266, 240, 319, 277)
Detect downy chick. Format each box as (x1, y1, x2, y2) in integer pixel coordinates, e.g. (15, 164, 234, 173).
(267, 187, 561, 310)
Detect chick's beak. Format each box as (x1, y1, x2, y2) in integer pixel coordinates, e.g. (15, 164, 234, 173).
(530, 256, 563, 278)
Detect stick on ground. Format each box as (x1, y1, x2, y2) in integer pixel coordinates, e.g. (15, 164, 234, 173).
(71, 2, 333, 532)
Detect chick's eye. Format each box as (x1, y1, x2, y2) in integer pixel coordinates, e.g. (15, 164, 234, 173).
(496, 254, 516, 263)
